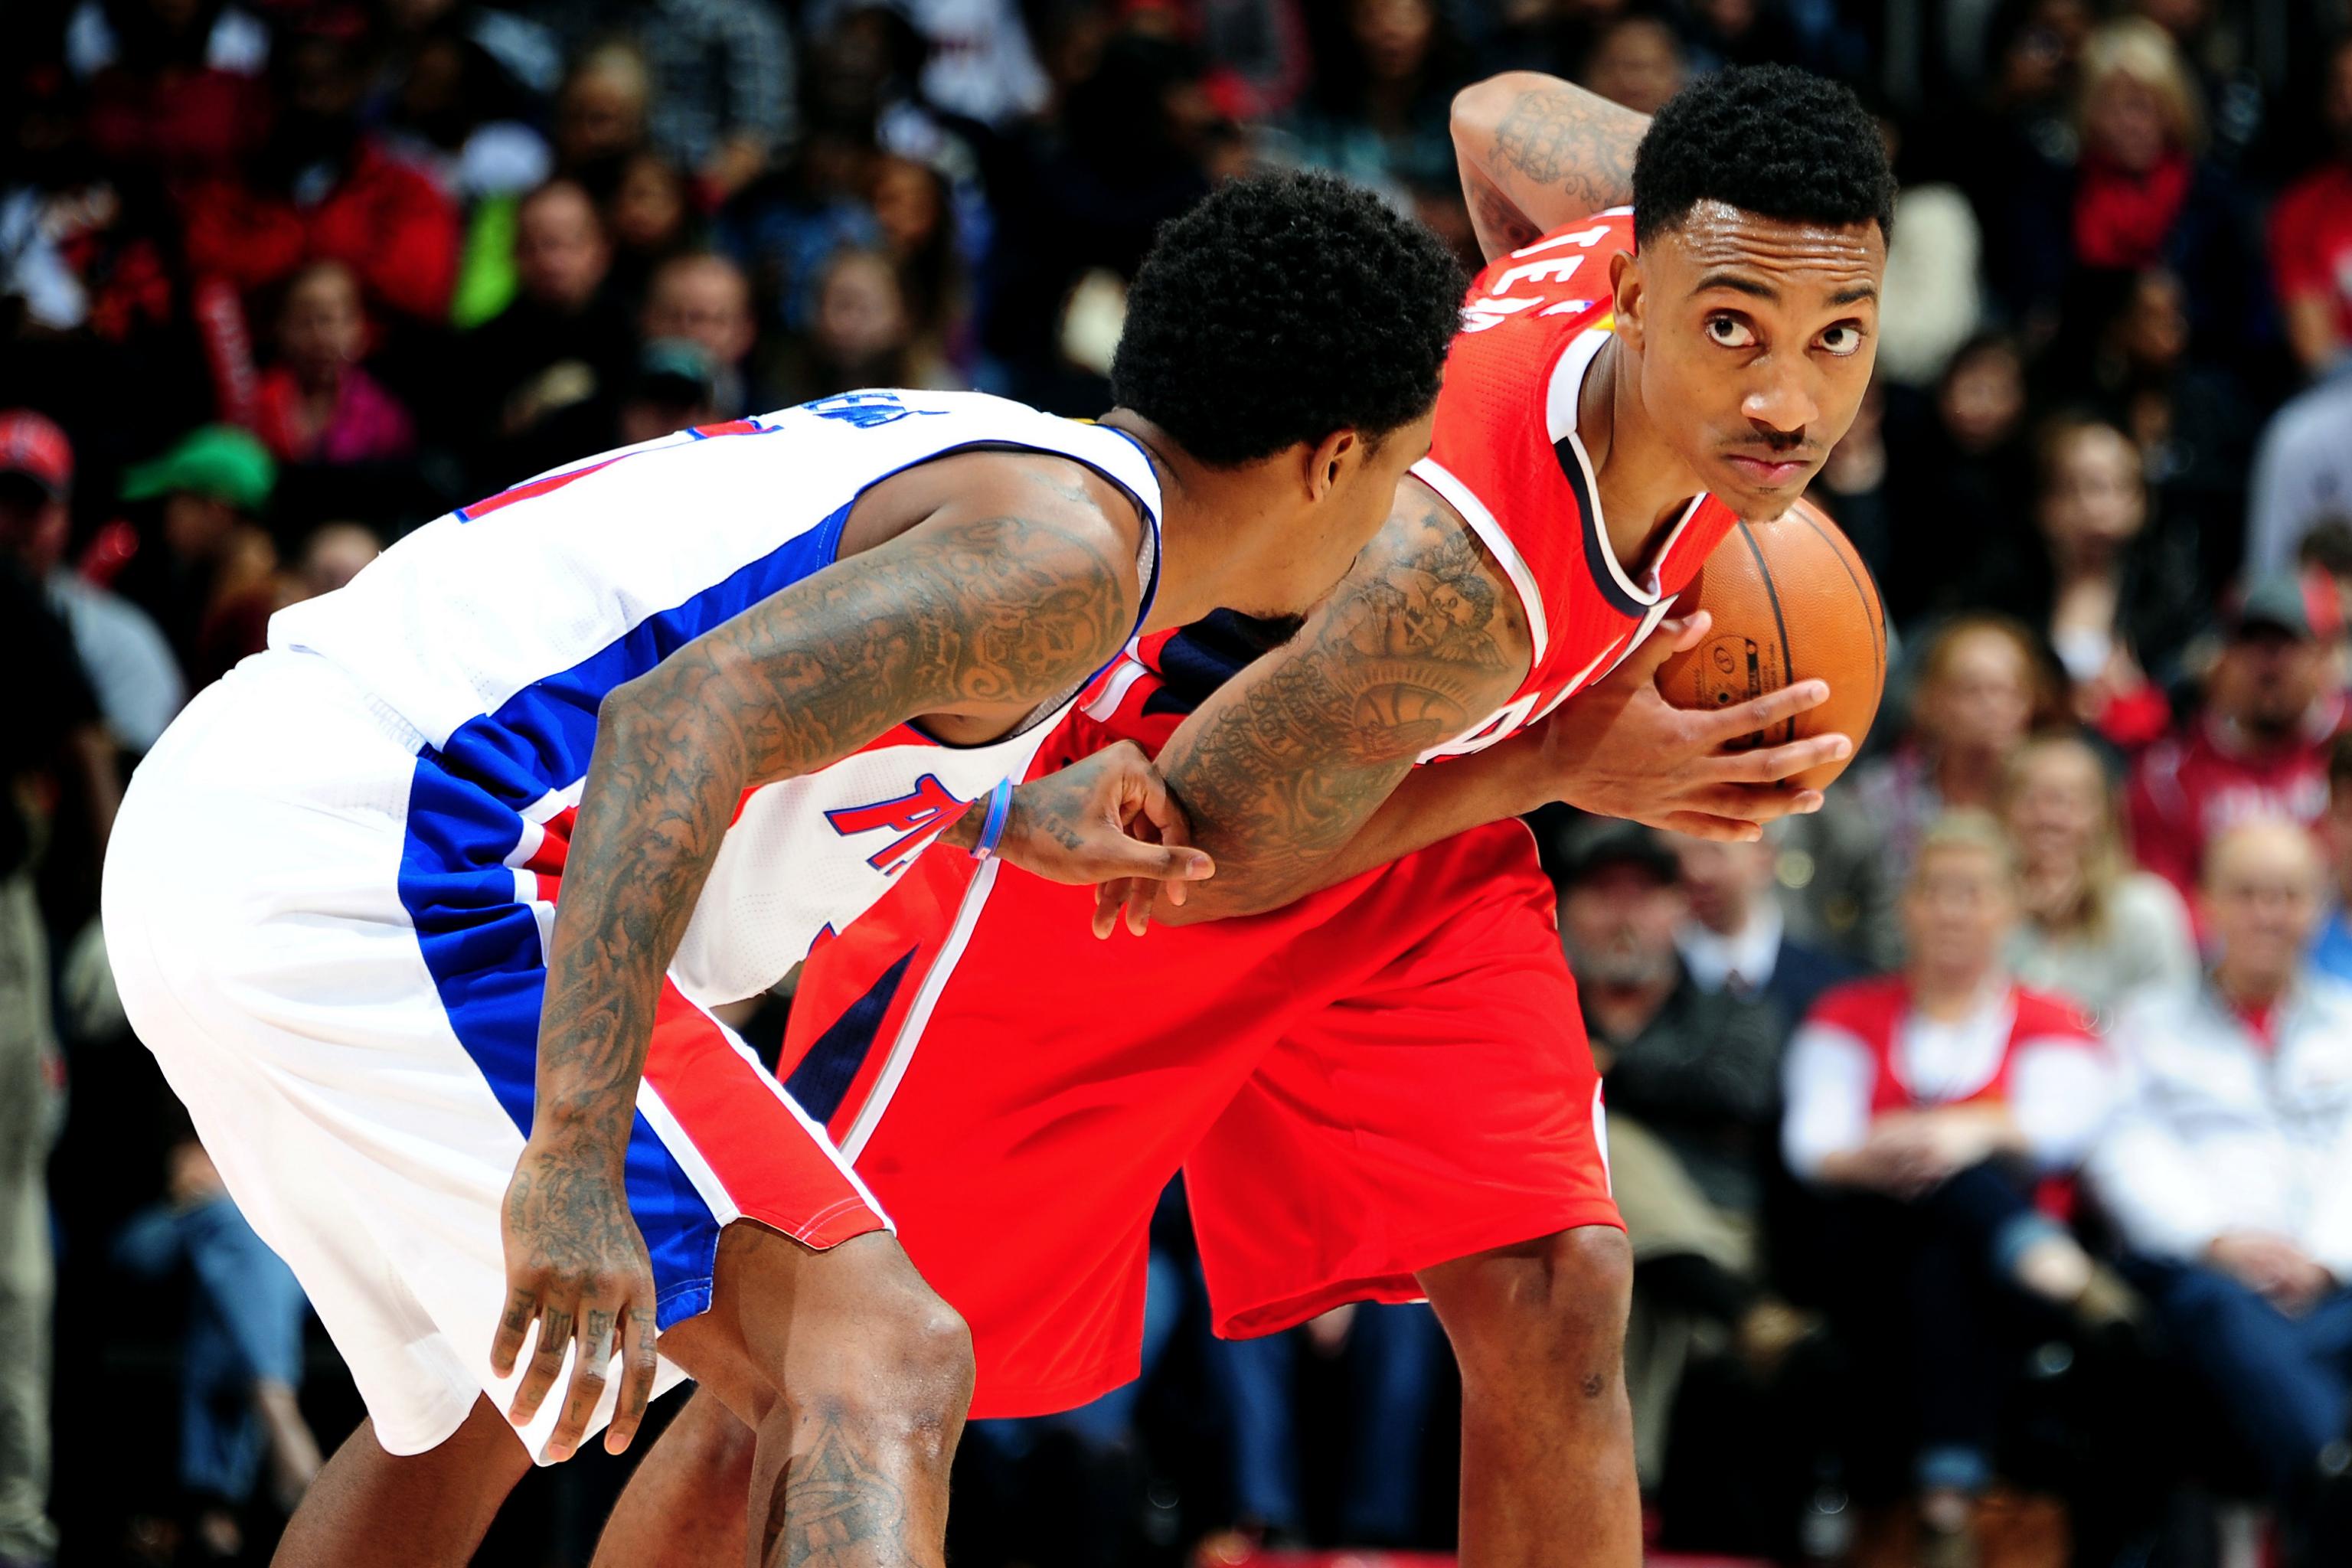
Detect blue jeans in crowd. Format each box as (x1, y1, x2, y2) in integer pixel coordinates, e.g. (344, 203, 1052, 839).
(1207, 1300, 1449, 1544)
(113, 1195, 309, 1503)
(2132, 1259, 2352, 1494)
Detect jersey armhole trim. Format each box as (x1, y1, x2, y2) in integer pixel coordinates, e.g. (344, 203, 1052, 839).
(1410, 456, 1550, 668)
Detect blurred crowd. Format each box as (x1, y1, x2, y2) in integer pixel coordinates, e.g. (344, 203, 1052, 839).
(3, 0, 2352, 1563)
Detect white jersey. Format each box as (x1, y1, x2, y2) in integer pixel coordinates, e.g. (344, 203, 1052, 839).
(269, 388, 1162, 1004)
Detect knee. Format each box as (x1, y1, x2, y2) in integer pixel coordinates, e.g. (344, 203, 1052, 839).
(1432, 1225, 1632, 1397)
(786, 1290, 975, 1455)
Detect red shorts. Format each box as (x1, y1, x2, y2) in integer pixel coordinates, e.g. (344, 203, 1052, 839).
(782, 681, 1617, 1418)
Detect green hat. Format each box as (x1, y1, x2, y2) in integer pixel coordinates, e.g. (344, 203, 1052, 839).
(120, 426, 276, 512)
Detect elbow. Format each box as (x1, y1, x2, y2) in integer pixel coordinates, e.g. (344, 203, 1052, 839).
(1451, 71, 1549, 150)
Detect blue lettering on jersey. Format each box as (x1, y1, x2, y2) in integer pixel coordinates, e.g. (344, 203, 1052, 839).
(805, 391, 951, 429)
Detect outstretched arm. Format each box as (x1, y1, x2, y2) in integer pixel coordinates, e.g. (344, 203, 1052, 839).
(1452, 72, 1648, 260)
(498, 485, 1200, 1461)
(1139, 485, 1533, 926)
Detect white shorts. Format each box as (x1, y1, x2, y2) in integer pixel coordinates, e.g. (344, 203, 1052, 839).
(102, 650, 890, 1459)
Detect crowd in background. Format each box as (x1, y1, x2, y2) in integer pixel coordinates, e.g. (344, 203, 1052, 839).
(4, 0, 2352, 1563)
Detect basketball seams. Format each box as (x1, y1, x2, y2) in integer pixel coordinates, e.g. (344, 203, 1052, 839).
(1796, 509, 1885, 704)
(1730, 521, 1798, 746)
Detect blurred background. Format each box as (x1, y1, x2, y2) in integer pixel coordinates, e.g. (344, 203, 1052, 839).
(4, 0, 2352, 1563)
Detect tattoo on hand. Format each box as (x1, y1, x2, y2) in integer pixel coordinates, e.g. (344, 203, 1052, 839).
(1158, 498, 1524, 906)
(1490, 87, 1640, 218)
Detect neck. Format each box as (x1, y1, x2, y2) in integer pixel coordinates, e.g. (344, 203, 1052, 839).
(2216, 965, 2288, 1011)
(1098, 410, 1249, 632)
(1911, 965, 1994, 1018)
(1582, 335, 1713, 571)
(1934, 746, 2001, 807)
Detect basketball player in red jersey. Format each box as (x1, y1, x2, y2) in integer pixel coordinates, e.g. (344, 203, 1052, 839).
(596, 65, 1893, 1567)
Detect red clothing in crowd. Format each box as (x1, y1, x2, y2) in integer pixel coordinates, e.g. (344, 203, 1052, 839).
(2269, 163, 2352, 349)
(178, 142, 459, 323)
(2125, 697, 2347, 900)
(252, 366, 415, 466)
(2073, 151, 2193, 270)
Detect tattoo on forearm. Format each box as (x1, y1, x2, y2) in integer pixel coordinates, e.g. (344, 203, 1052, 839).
(760, 1410, 912, 1567)
(1487, 87, 1642, 224)
(531, 492, 1130, 1164)
(1462, 161, 1542, 253)
(1158, 498, 1524, 909)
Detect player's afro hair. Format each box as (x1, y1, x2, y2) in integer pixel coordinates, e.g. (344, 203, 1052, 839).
(1111, 171, 1462, 468)
(1632, 65, 1896, 250)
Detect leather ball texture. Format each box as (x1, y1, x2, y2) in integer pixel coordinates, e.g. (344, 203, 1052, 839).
(1654, 496, 1887, 792)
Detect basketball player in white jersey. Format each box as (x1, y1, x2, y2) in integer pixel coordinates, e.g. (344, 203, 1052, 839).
(99, 172, 1466, 1567)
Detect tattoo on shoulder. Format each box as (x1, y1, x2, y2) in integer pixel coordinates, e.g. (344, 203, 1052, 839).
(1491, 87, 1639, 217)
(1161, 499, 1527, 893)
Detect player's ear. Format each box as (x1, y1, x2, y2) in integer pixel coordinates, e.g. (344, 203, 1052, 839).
(1612, 252, 1645, 353)
(1305, 428, 1358, 501)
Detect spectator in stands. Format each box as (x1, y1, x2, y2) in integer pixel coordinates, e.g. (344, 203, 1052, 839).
(175, 18, 460, 327)
(603, 150, 696, 310)
(1560, 822, 1807, 1489)
(111, 425, 279, 690)
(2001, 734, 2198, 1022)
(0, 410, 181, 753)
(250, 260, 414, 467)
(2128, 570, 2347, 902)
(1281, 0, 1468, 204)
(1886, 332, 2034, 626)
(2269, 34, 2352, 377)
(1800, 615, 2059, 969)
(773, 249, 958, 404)
(1870, 113, 1984, 394)
(1816, 383, 1892, 592)
(113, 1136, 320, 1561)
(1672, 829, 1854, 1026)
(453, 179, 634, 486)
(289, 519, 380, 603)
(640, 250, 756, 416)
(1998, 18, 2251, 353)
(1579, 13, 1684, 116)
(2090, 818, 2352, 1565)
(631, 0, 795, 204)
(2246, 371, 2352, 580)
(1976, 413, 2195, 746)
(869, 155, 966, 361)
(2311, 733, 2352, 983)
(77, 0, 270, 180)
(1784, 813, 2122, 1566)
(1207, 1301, 1449, 1548)
(550, 40, 650, 184)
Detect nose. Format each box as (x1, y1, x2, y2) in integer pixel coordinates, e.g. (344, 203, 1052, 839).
(1741, 356, 1821, 439)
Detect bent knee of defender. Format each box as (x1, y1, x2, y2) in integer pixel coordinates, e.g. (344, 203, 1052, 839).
(773, 1292, 975, 1458)
(1432, 1225, 1633, 1394)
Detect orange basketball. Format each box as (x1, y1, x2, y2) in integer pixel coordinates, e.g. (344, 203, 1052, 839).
(1653, 496, 1886, 793)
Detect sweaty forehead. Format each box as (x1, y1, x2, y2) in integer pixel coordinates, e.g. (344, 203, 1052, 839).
(1648, 201, 1883, 293)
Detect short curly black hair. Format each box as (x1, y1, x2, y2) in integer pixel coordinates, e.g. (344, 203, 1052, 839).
(1632, 65, 1896, 250)
(1111, 171, 1462, 467)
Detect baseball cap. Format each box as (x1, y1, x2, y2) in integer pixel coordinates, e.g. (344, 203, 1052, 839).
(120, 426, 276, 513)
(1545, 818, 1681, 890)
(0, 409, 72, 499)
(2228, 567, 2341, 642)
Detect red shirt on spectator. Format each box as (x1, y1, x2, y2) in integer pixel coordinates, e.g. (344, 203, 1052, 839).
(2269, 164, 2352, 351)
(177, 142, 459, 323)
(2125, 696, 2347, 900)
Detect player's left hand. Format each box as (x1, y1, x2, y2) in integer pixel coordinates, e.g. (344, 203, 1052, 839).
(978, 741, 1215, 936)
(1534, 610, 1851, 840)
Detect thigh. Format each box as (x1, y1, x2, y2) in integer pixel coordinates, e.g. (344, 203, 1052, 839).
(1187, 826, 1622, 1341)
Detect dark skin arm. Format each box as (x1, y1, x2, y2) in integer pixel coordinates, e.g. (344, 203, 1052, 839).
(1452, 71, 1648, 261)
(496, 469, 1204, 1461)
(1138, 482, 1530, 926)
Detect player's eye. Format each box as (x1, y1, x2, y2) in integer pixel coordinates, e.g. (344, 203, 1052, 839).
(1818, 324, 1866, 358)
(1704, 315, 1756, 348)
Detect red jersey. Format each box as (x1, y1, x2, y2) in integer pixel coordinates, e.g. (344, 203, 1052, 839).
(1803, 976, 2099, 1116)
(1408, 209, 1742, 762)
(2270, 164, 2352, 349)
(2125, 697, 2347, 900)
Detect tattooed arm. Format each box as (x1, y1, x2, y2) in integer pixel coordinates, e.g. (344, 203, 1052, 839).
(494, 474, 1204, 1462)
(1452, 72, 1648, 261)
(1142, 480, 1530, 925)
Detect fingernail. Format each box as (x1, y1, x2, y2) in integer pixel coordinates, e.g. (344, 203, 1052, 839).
(1187, 855, 1216, 878)
(1831, 737, 1852, 758)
